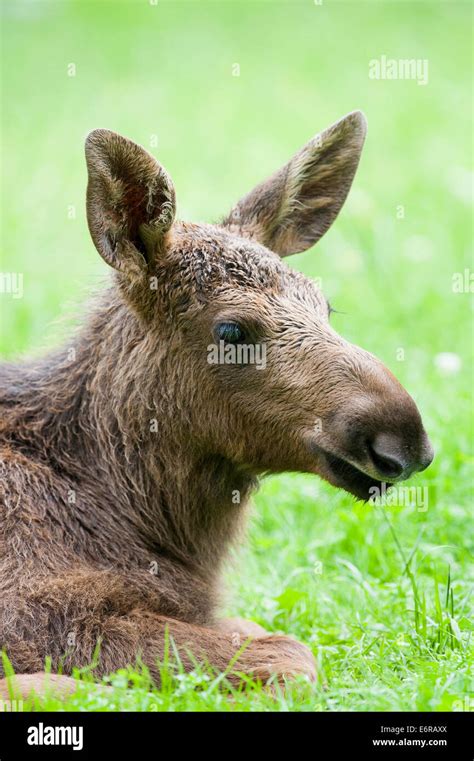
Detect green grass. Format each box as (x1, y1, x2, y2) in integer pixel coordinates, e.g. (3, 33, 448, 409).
(1, 0, 472, 711)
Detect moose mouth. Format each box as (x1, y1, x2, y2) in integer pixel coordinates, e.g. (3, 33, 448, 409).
(322, 451, 385, 502)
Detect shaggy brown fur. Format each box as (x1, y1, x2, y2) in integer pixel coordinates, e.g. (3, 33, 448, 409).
(0, 112, 433, 699)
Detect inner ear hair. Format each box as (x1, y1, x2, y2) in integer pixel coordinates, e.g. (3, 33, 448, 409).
(85, 129, 176, 274)
(222, 111, 367, 257)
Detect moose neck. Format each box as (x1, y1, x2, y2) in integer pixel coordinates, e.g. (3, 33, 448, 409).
(6, 288, 256, 574)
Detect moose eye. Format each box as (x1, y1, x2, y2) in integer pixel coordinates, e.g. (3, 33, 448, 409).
(215, 321, 245, 344)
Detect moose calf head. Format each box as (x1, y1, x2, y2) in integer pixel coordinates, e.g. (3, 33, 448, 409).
(85, 112, 433, 501)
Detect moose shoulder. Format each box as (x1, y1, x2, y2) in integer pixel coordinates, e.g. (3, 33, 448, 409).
(0, 112, 433, 697)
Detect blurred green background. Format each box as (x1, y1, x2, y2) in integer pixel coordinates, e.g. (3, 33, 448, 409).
(1, 0, 472, 711)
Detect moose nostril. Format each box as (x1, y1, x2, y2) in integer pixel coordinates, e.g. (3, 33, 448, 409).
(367, 434, 406, 480)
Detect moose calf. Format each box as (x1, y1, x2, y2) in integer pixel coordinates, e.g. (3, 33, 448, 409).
(0, 112, 433, 698)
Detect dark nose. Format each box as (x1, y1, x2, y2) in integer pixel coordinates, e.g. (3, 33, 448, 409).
(367, 432, 434, 481)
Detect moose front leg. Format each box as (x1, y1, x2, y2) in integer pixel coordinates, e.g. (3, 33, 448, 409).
(135, 612, 316, 685)
(0, 612, 316, 701)
(1, 573, 316, 696)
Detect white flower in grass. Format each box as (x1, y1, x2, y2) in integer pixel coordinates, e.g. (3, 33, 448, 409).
(434, 352, 462, 374)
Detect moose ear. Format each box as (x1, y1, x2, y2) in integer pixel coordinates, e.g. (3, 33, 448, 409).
(223, 111, 367, 256)
(85, 129, 176, 273)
